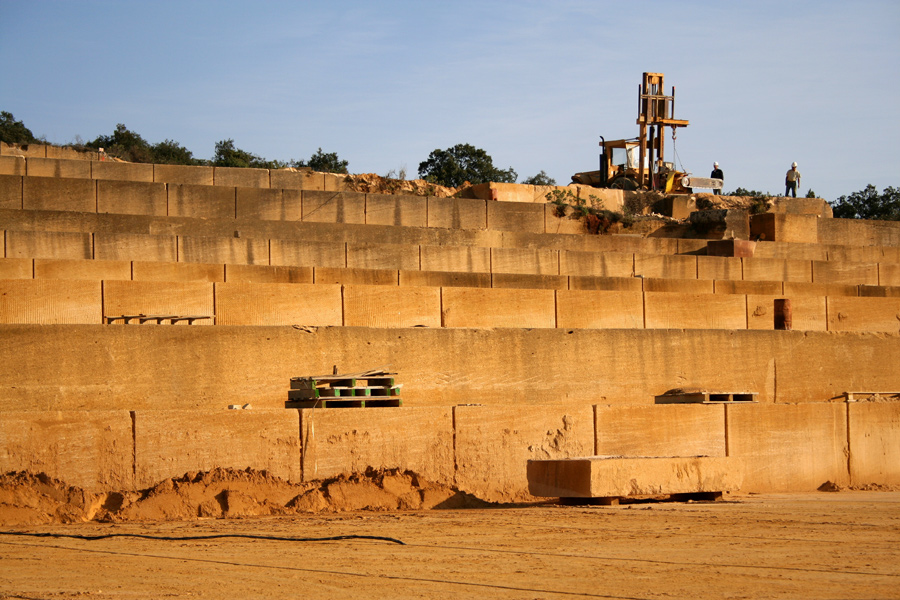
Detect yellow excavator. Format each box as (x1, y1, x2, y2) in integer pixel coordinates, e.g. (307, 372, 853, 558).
(571, 72, 721, 194)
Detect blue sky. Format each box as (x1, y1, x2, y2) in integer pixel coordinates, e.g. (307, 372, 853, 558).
(1, 0, 898, 201)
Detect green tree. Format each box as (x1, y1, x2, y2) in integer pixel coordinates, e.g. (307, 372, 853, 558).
(87, 124, 153, 162)
(305, 147, 349, 174)
(830, 185, 900, 221)
(523, 170, 556, 186)
(805, 189, 817, 198)
(725, 187, 772, 197)
(0, 111, 39, 144)
(213, 138, 268, 168)
(151, 139, 197, 165)
(418, 143, 517, 187)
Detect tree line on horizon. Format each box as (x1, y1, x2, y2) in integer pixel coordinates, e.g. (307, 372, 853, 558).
(1, 111, 896, 220)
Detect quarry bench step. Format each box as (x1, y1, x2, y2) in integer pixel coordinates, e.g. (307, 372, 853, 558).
(284, 398, 403, 409)
(843, 391, 900, 402)
(104, 314, 212, 325)
(560, 491, 725, 505)
(654, 390, 758, 404)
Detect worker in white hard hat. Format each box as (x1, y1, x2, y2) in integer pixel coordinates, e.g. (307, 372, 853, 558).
(710, 162, 724, 195)
(785, 162, 801, 197)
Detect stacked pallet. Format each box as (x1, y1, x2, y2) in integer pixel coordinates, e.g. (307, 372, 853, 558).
(287, 369, 401, 408)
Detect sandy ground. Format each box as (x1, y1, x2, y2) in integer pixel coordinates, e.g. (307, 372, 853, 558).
(1, 492, 898, 599)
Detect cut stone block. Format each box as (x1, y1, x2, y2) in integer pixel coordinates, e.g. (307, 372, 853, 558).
(743, 258, 812, 282)
(103, 280, 214, 324)
(343, 285, 441, 328)
(323, 173, 349, 192)
(91, 161, 154, 182)
(420, 245, 490, 273)
(0, 155, 26, 176)
(827, 296, 900, 332)
(270, 169, 323, 190)
(34, 258, 131, 281)
(1, 143, 45, 158)
(826, 245, 885, 263)
(236, 188, 302, 221)
(301, 191, 365, 223)
(97, 180, 167, 216)
(812, 260, 879, 286)
(596, 404, 726, 457)
(441, 287, 556, 328)
(25, 157, 91, 179)
(94, 233, 176, 262)
(714, 280, 783, 295)
(642, 278, 713, 294)
(0, 279, 102, 324)
(0, 175, 23, 209)
(346, 242, 419, 271)
(567, 276, 642, 292)
(427, 197, 486, 230)
(0, 258, 32, 279)
(881, 263, 900, 287)
(214, 282, 342, 326)
(783, 281, 857, 297)
(168, 184, 235, 219)
(314, 267, 397, 286)
(365, 193, 427, 227)
(491, 247, 558, 275)
(707, 239, 756, 258)
(23, 176, 96, 213)
(226, 264, 313, 284)
(859, 284, 900, 298)
(559, 251, 634, 277)
(747, 295, 827, 331)
(271, 239, 345, 268)
(556, 290, 644, 329)
(178, 236, 268, 266)
(466, 182, 536, 204)
(399, 270, 491, 288)
(644, 292, 747, 330)
(527, 456, 742, 498)
(492, 273, 567, 290)
(751, 213, 818, 244)
(133, 261, 225, 282)
(849, 402, 900, 486)
(214, 166, 269, 188)
(697, 256, 742, 281)
(545, 205, 589, 235)
(153, 164, 214, 185)
(634, 254, 697, 279)
(486, 201, 545, 234)
(6, 230, 92, 260)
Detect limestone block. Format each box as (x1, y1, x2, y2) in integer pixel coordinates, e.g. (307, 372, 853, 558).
(153, 164, 214, 185)
(0, 279, 102, 324)
(300, 407, 454, 485)
(399, 270, 491, 288)
(487, 201, 545, 234)
(491, 248, 559, 275)
(25, 157, 91, 179)
(644, 292, 747, 330)
(214, 167, 269, 188)
(782, 281, 858, 297)
(492, 273, 567, 290)
(467, 182, 536, 204)
(133, 261, 225, 282)
(1, 143, 45, 157)
(6, 230, 92, 260)
(859, 284, 900, 298)
(34, 259, 131, 281)
(346, 242, 419, 271)
(97, 180, 167, 216)
(0, 410, 133, 492)
(214, 282, 342, 326)
(827, 297, 900, 333)
(545, 205, 589, 236)
(94, 233, 177, 262)
(656, 195, 697, 220)
(697, 256, 742, 281)
(568, 276, 642, 291)
(881, 263, 900, 287)
(270, 169, 323, 191)
(226, 264, 313, 284)
(634, 254, 697, 279)
(849, 402, 900, 486)
(236, 188, 302, 221)
(0, 155, 26, 176)
(0, 258, 32, 279)
(743, 257, 812, 282)
(559, 251, 633, 277)
(642, 278, 713, 294)
(812, 260, 878, 286)
(301, 191, 365, 224)
(23, 176, 96, 213)
(0, 174, 23, 209)
(179, 236, 268, 266)
(45, 146, 98, 161)
(818, 218, 900, 248)
(323, 173, 350, 192)
(769, 197, 832, 217)
(270, 239, 345, 268)
(103, 280, 214, 323)
(91, 161, 154, 182)
(753, 241, 826, 261)
(726, 403, 848, 492)
(527, 456, 742, 498)
(134, 409, 301, 488)
(715, 280, 782, 295)
(706, 239, 757, 258)
(747, 295, 827, 331)
(167, 184, 235, 219)
(677, 239, 708, 255)
(365, 193, 427, 227)
(826, 245, 885, 263)
(343, 285, 441, 327)
(441, 287, 556, 328)
(427, 197, 486, 230)
(556, 290, 644, 329)
(314, 267, 397, 286)
(577, 186, 624, 213)
(420, 245, 490, 273)
(455, 404, 594, 502)
(750, 213, 818, 244)
(596, 404, 726, 457)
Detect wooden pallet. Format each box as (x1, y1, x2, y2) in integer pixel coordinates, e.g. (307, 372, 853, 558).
(285, 398, 403, 409)
(288, 368, 401, 408)
(655, 391, 757, 404)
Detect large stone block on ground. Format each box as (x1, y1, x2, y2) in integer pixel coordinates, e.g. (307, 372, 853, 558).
(97, 180, 167, 216)
(568, 276, 642, 291)
(6, 230, 92, 260)
(214, 282, 342, 326)
(697, 256, 742, 281)
(769, 196, 832, 217)
(399, 270, 491, 288)
(714, 280, 782, 295)
(365, 193, 427, 227)
(455, 404, 594, 502)
(467, 182, 536, 204)
(134, 409, 301, 488)
(750, 213, 819, 244)
(91, 161, 154, 182)
(556, 291, 643, 329)
(812, 260, 878, 286)
(214, 166, 269, 188)
(94, 233, 176, 262)
(167, 184, 236, 219)
(34, 259, 131, 281)
(343, 285, 440, 327)
(236, 188, 302, 221)
(642, 278, 713, 294)
(595, 404, 726, 457)
(271, 239, 345, 268)
(23, 176, 96, 213)
(849, 402, 900, 486)
(559, 251, 634, 277)
(827, 297, 900, 332)
(346, 242, 419, 271)
(427, 197, 486, 230)
(300, 407, 454, 484)
(441, 287, 555, 328)
(0, 410, 133, 492)
(726, 403, 848, 492)
(743, 257, 812, 282)
(133, 261, 225, 282)
(491, 247, 559, 275)
(644, 292, 746, 330)
(25, 157, 91, 179)
(486, 201, 545, 234)
(103, 280, 214, 323)
(269, 169, 323, 190)
(527, 456, 742, 498)
(153, 164, 214, 185)
(226, 264, 313, 284)
(0, 279, 101, 324)
(0, 155, 26, 176)
(178, 235, 268, 266)
(747, 295, 827, 331)
(0, 258, 32, 279)
(301, 191, 365, 223)
(420, 245, 490, 273)
(323, 173, 349, 192)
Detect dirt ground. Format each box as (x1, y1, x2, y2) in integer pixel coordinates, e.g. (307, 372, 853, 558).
(1, 491, 898, 599)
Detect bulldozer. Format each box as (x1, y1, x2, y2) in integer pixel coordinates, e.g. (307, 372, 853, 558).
(572, 72, 722, 194)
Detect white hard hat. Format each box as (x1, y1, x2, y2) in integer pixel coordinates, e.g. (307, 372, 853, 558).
(792, 162, 797, 167)
(714, 162, 719, 167)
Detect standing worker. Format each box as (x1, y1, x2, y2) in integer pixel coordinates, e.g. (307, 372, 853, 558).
(710, 162, 723, 195)
(785, 162, 801, 197)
